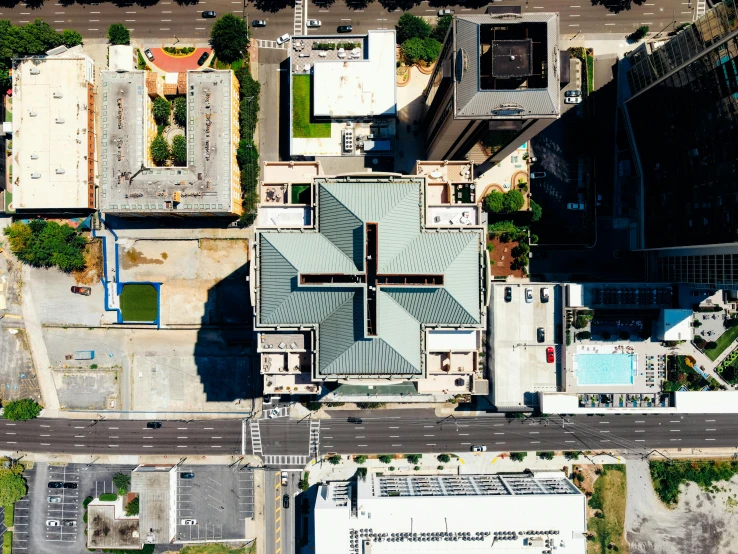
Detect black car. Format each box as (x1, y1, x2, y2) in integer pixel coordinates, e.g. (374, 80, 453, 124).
(63, 482, 78, 489)
(146, 421, 162, 429)
(180, 472, 195, 479)
(251, 20, 267, 27)
(347, 417, 363, 424)
(283, 494, 290, 509)
(48, 482, 63, 489)
(337, 25, 353, 33)
(537, 327, 545, 343)
(202, 10, 217, 18)
(504, 286, 512, 303)
(197, 52, 209, 66)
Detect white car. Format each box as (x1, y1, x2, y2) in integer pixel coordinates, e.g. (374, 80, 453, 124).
(276, 33, 291, 45)
(524, 288, 533, 303)
(306, 19, 321, 28)
(282, 471, 288, 486)
(471, 445, 487, 452)
(565, 97, 582, 104)
(46, 520, 60, 527)
(268, 407, 280, 418)
(567, 203, 585, 210)
(181, 519, 197, 526)
(438, 8, 454, 15)
(48, 496, 62, 503)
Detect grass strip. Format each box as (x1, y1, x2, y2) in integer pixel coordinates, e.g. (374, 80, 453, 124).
(119, 284, 158, 322)
(292, 75, 331, 139)
(704, 325, 738, 361)
(587, 465, 626, 554)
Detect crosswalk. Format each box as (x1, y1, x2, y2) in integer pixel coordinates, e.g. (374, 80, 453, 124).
(695, 0, 707, 19)
(255, 39, 287, 50)
(249, 421, 263, 456)
(309, 419, 321, 459)
(264, 455, 309, 466)
(261, 406, 289, 419)
(294, 0, 304, 35)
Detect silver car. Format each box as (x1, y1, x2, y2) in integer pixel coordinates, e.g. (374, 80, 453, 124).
(524, 288, 533, 303)
(306, 19, 321, 28)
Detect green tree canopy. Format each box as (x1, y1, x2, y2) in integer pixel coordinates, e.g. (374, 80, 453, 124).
(0, 469, 27, 505)
(112, 473, 130, 494)
(150, 134, 171, 166)
(152, 97, 171, 126)
(396, 13, 431, 44)
(406, 454, 421, 464)
(327, 454, 342, 465)
(437, 453, 451, 463)
(530, 199, 543, 221)
(171, 134, 187, 166)
(3, 221, 85, 272)
(484, 191, 504, 213)
(378, 455, 393, 464)
(173, 96, 187, 128)
(107, 23, 131, 45)
(209, 14, 249, 64)
(433, 14, 452, 42)
(125, 497, 139, 516)
(60, 29, 83, 48)
(401, 36, 442, 64)
(502, 189, 525, 212)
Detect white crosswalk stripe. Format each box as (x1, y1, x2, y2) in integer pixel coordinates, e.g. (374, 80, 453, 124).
(261, 406, 289, 420)
(264, 455, 309, 466)
(309, 419, 320, 460)
(294, 0, 304, 35)
(255, 39, 287, 50)
(249, 421, 263, 455)
(695, 0, 706, 19)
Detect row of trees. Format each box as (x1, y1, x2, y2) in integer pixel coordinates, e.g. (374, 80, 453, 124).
(397, 13, 449, 65)
(150, 134, 187, 166)
(484, 189, 525, 214)
(235, 62, 261, 227)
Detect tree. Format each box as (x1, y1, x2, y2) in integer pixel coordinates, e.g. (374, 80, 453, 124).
(628, 25, 649, 41)
(112, 473, 130, 495)
(171, 135, 187, 166)
(509, 452, 527, 462)
(378, 455, 393, 464)
(356, 467, 367, 481)
(406, 454, 421, 464)
(107, 23, 131, 45)
(725, 318, 738, 328)
(152, 97, 171, 126)
(576, 331, 592, 340)
(173, 96, 187, 128)
(619, 330, 631, 340)
(591, 0, 645, 14)
(484, 190, 504, 213)
(2, 398, 42, 421)
(401, 37, 442, 65)
(150, 134, 171, 166)
(437, 454, 451, 463)
(502, 189, 525, 212)
(4, 221, 86, 273)
(125, 497, 139, 516)
(573, 315, 590, 329)
(354, 455, 367, 465)
(537, 451, 554, 460)
(706, 341, 718, 350)
(209, 14, 249, 64)
(0, 469, 27, 506)
(327, 454, 342, 465)
(600, 330, 611, 340)
(564, 451, 581, 461)
(396, 13, 431, 44)
(60, 29, 83, 48)
(433, 14, 452, 42)
(530, 199, 543, 221)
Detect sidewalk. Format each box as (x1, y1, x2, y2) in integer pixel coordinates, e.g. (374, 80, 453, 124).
(0, 451, 261, 466)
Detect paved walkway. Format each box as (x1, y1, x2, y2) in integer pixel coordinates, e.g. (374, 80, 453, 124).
(148, 47, 212, 72)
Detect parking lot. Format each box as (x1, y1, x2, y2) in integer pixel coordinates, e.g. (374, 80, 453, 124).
(175, 466, 254, 542)
(490, 283, 561, 409)
(13, 463, 136, 554)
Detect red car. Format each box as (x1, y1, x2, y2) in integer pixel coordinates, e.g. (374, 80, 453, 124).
(71, 286, 91, 296)
(546, 347, 555, 364)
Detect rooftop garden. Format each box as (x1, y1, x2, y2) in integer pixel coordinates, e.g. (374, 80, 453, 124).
(292, 75, 331, 139)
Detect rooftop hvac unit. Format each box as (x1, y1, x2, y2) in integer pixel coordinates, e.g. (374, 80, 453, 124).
(55, 118, 65, 124)
(30, 68, 40, 75)
(30, 154, 39, 160)
(31, 173, 41, 179)
(29, 111, 37, 117)
(343, 129, 354, 153)
(53, 92, 63, 99)
(55, 168, 65, 174)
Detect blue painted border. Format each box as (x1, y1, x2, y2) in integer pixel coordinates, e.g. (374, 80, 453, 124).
(117, 281, 162, 328)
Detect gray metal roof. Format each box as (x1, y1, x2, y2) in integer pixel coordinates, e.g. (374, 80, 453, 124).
(257, 177, 484, 377)
(454, 13, 560, 119)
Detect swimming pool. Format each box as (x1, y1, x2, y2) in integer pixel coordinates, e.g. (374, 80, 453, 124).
(576, 353, 636, 386)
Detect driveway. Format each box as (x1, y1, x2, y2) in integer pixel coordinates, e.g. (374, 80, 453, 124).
(148, 48, 212, 72)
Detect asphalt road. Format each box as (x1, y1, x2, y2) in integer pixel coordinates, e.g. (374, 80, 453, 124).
(0, 0, 697, 41)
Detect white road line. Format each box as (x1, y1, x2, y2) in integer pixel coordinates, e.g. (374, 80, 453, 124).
(706, 438, 716, 441)
(391, 444, 402, 446)
(424, 425, 433, 428)
(635, 439, 645, 442)
(599, 421, 609, 424)
(458, 433, 469, 436)
(565, 440, 575, 443)
(706, 419, 716, 422)
(706, 429, 716, 431)
(529, 432, 539, 434)
(670, 430, 680, 432)
(74, 444, 84, 447)
(669, 420, 680, 423)
(177, 437, 188, 439)
(109, 445, 118, 447)
(177, 427, 188, 430)
(530, 441, 540, 444)
(635, 430, 645, 433)
(211, 446, 222, 448)
(110, 427, 119, 429)
(389, 426, 399, 429)
(494, 432, 504, 435)
(74, 426, 84, 429)
(356, 436, 365, 438)
(635, 421, 645, 423)
(41, 443, 50, 446)
(178, 446, 187, 448)
(423, 435, 434, 437)
(495, 441, 505, 444)
(211, 436, 222, 439)
(40, 434, 50, 437)
(389, 436, 399, 438)
(40, 425, 50, 427)
(143, 445, 153, 448)
(358, 444, 367, 447)
(600, 431, 610, 433)
(5, 433, 15, 435)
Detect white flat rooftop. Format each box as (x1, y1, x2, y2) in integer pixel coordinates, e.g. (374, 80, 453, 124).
(312, 30, 396, 118)
(12, 55, 94, 210)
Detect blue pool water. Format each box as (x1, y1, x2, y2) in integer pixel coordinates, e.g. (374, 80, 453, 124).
(576, 354, 635, 386)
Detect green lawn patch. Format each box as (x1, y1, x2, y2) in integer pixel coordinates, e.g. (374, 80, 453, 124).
(704, 325, 738, 361)
(3, 530, 12, 554)
(586, 54, 594, 93)
(291, 185, 311, 204)
(292, 75, 331, 139)
(119, 284, 158, 322)
(650, 459, 738, 506)
(180, 544, 248, 554)
(231, 59, 244, 71)
(4, 503, 13, 528)
(587, 465, 626, 554)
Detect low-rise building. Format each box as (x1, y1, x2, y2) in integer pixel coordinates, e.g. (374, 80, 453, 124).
(10, 49, 95, 212)
(99, 69, 242, 217)
(314, 472, 586, 554)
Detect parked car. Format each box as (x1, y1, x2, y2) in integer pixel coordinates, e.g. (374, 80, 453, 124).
(268, 408, 280, 418)
(530, 172, 546, 179)
(144, 48, 154, 61)
(306, 19, 321, 27)
(197, 52, 209, 66)
(540, 287, 549, 303)
(63, 521, 77, 527)
(347, 417, 363, 424)
(337, 25, 353, 33)
(276, 33, 291, 45)
(202, 10, 217, 18)
(437, 8, 454, 15)
(46, 520, 60, 527)
(567, 203, 585, 210)
(565, 97, 582, 104)
(63, 482, 78, 489)
(251, 20, 267, 27)
(564, 89, 582, 97)
(504, 286, 512, 303)
(537, 327, 545, 343)
(283, 494, 290, 509)
(48, 496, 62, 503)
(471, 445, 487, 452)
(146, 421, 162, 429)
(48, 482, 63, 489)
(524, 288, 533, 303)
(180, 472, 195, 479)
(181, 519, 197, 525)
(71, 286, 91, 296)
(282, 471, 288, 486)
(546, 346, 555, 364)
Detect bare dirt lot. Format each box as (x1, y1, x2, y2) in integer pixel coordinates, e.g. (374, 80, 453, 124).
(626, 457, 738, 554)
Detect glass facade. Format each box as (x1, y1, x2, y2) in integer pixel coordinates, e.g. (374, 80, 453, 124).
(626, 0, 738, 249)
(658, 253, 738, 287)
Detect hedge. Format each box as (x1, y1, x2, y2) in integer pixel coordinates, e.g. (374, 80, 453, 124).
(99, 493, 118, 502)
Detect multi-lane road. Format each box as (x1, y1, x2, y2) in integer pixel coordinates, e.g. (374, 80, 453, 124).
(4, 411, 738, 457)
(0, 0, 699, 40)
